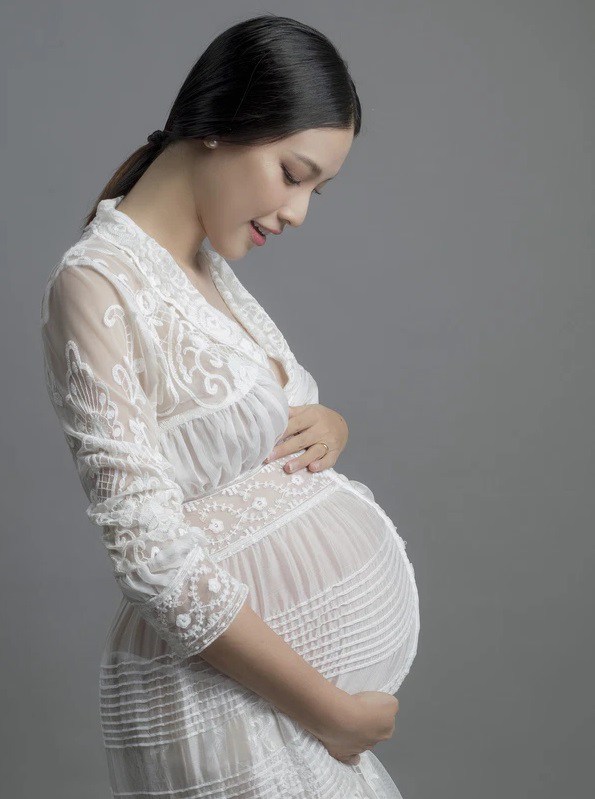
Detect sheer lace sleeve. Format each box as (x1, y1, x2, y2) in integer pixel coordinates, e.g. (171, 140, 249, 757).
(40, 261, 249, 658)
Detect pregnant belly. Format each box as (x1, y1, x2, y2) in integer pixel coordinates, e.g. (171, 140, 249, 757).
(214, 464, 420, 696)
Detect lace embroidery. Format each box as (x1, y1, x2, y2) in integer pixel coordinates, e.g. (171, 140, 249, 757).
(89, 196, 299, 395)
(182, 454, 340, 559)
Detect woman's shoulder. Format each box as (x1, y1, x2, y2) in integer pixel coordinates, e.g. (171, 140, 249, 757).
(40, 230, 143, 327)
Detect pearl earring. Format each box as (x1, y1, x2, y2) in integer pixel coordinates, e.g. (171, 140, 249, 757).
(204, 139, 218, 148)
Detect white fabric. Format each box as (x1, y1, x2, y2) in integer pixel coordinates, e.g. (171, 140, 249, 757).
(40, 195, 420, 798)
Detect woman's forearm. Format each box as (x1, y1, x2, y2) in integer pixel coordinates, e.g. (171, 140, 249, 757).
(195, 599, 353, 737)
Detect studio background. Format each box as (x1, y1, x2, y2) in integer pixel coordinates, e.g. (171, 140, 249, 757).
(1, 2, 593, 797)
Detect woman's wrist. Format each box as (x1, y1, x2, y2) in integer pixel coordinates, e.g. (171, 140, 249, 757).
(303, 686, 357, 739)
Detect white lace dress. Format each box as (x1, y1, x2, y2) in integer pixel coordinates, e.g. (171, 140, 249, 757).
(40, 195, 420, 799)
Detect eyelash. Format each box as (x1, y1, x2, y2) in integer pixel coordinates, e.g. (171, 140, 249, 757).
(282, 165, 323, 195)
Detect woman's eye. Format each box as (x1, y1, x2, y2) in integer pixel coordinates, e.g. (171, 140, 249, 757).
(281, 165, 300, 186)
(282, 165, 323, 196)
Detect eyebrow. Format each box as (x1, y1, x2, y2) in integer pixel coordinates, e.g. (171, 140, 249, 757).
(291, 151, 335, 182)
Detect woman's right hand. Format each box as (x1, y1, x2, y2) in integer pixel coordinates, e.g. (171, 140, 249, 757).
(309, 691, 400, 765)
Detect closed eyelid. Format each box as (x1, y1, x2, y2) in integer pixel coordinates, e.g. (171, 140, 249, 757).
(290, 151, 336, 184)
(295, 169, 331, 192)
(281, 164, 323, 196)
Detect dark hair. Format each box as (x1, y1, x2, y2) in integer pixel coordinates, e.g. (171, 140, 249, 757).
(82, 14, 361, 229)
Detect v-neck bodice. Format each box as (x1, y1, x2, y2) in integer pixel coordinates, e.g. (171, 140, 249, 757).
(186, 251, 290, 391)
(93, 195, 294, 394)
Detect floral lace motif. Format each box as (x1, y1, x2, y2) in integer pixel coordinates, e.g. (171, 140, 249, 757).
(183, 454, 340, 560)
(139, 545, 250, 657)
(88, 195, 299, 397)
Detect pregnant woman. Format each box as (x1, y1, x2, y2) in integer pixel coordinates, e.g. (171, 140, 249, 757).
(40, 15, 420, 799)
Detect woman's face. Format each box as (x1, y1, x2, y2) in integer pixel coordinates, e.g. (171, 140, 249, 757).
(191, 126, 355, 260)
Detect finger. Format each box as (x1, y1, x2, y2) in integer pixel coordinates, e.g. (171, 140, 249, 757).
(278, 409, 310, 444)
(285, 448, 334, 474)
(307, 452, 334, 473)
(283, 455, 308, 473)
(306, 441, 335, 472)
(282, 445, 322, 472)
(268, 431, 310, 463)
(264, 432, 298, 463)
(264, 437, 296, 463)
(285, 439, 329, 472)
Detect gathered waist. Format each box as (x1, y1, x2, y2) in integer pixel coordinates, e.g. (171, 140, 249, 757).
(183, 458, 268, 502)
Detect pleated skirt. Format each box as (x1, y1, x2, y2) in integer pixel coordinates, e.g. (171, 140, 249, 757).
(99, 474, 420, 798)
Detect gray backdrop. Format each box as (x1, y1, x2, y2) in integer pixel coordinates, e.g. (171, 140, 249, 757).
(1, 2, 593, 797)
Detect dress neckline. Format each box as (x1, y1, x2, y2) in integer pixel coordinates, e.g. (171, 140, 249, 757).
(91, 195, 294, 393)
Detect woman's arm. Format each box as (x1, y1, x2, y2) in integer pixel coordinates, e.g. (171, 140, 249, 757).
(197, 599, 354, 739)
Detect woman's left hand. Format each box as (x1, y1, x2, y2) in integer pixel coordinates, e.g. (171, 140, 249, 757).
(264, 404, 349, 473)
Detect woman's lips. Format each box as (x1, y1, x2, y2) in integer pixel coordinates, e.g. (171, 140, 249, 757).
(252, 221, 282, 235)
(250, 220, 266, 246)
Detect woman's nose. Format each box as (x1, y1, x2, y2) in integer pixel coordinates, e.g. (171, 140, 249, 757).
(278, 195, 312, 229)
